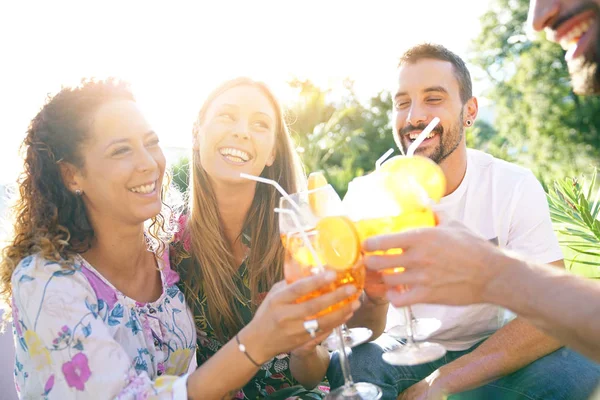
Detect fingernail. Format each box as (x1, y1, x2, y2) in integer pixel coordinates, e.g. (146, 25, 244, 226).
(325, 271, 337, 281)
(345, 285, 357, 295)
(351, 300, 361, 310)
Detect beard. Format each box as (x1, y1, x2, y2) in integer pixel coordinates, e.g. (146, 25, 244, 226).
(397, 111, 464, 164)
(566, 4, 600, 95)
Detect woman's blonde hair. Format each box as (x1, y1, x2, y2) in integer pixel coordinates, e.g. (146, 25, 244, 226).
(181, 77, 305, 340)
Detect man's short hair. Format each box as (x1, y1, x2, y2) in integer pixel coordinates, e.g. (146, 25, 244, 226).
(399, 43, 473, 104)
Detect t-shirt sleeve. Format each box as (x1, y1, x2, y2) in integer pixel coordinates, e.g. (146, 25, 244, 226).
(506, 172, 564, 264)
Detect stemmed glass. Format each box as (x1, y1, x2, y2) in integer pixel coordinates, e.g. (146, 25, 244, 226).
(278, 184, 382, 400)
(343, 173, 447, 366)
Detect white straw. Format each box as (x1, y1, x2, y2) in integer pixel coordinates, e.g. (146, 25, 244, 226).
(240, 173, 302, 214)
(406, 117, 440, 157)
(375, 148, 395, 170)
(275, 207, 325, 274)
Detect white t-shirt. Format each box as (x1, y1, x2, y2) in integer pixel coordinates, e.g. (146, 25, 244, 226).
(410, 148, 564, 351)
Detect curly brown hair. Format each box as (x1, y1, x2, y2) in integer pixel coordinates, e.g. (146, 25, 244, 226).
(0, 78, 175, 328)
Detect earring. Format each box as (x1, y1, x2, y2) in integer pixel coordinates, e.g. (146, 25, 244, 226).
(465, 120, 473, 127)
(75, 189, 82, 196)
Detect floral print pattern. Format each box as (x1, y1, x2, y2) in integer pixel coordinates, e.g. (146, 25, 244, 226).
(11, 252, 197, 399)
(61, 353, 91, 391)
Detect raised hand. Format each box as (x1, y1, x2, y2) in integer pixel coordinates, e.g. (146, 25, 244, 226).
(246, 271, 361, 362)
(363, 216, 503, 307)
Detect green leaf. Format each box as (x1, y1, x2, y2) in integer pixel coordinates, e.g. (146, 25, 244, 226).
(566, 247, 600, 258)
(565, 259, 600, 267)
(586, 169, 597, 199)
(560, 242, 600, 249)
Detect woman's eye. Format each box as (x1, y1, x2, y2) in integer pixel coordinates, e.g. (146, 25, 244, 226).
(254, 121, 269, 129)
(146, 138, 160, 147)
(218, 112, 234, 120)
(112, 147, 131, 156)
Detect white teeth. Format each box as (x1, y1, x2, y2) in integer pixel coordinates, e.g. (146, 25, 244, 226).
(130, 182, 156, 194)
(559, 19, 593, 50)
(408, 131, 436, 140)
(219, 147, 250, 162)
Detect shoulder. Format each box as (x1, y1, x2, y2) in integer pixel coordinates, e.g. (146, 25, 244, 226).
(11, 253, 96, 302)
(467, 148, 539, 189)
(12, 253, 77, 286)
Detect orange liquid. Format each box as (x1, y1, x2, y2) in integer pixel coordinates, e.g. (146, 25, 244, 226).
(281, 232, 364, 317)
(356, 208, 436, 295)
(280, 208, 434, 313)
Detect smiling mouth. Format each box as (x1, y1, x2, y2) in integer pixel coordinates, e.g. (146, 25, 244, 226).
(407, 131, 438, 141)
(129, 181, 156, 194)
(219, 147, 252, 163)
(559, 18, 594, 49)
(553, 8, 598, 60)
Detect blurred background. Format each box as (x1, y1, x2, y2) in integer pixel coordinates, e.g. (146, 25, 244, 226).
(1, 0, 600, 398)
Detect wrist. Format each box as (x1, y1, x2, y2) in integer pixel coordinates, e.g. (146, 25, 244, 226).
(481, 248, 521, 307)
(430, 364, 463, 395)
(238, 323, 271, 365)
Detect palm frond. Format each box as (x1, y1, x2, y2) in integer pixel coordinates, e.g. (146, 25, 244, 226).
(547, 168, 600, 276)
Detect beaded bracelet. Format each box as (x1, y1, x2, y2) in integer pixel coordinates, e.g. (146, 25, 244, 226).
(235, 334, 261, 368)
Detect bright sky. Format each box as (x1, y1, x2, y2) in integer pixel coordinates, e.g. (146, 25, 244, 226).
(0, 0, 492, 184)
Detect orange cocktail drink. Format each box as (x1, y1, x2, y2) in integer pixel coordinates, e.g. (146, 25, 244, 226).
(278, 172, 366, 317)
(356, 208, 436, 296)
(281, 229, 365, 316)
(343, 154, 445, 296)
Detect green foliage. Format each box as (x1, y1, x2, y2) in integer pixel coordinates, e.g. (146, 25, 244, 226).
(469, 0, 600, 277)
(470, 0, 600, 181)
(286, 79, 394, 196)
(466, 119, 511, 161)
(171, 156, 190, 193)
(547, 170, 600, 277)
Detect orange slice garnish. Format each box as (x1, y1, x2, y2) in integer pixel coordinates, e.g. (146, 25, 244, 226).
(380, 155, 446, 207)
(316, 216, 360, 271)
(308, 171, 328, 217)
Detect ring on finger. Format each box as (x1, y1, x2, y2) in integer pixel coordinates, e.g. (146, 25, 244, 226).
(303, 319, 319, 338)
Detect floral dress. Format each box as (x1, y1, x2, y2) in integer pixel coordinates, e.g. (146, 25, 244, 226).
(11, 251, 197, 399)
(189, 259, 330, 400)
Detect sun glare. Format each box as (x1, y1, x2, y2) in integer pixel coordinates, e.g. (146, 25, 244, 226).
(0, 0, 491, 184)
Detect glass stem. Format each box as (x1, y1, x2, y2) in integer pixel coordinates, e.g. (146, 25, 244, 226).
(403, 306, 417, 346)
(335, 326, 355, 389)
(342, 324, 350, 338)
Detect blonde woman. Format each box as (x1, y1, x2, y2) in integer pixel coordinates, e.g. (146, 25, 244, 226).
(177, 77, 365, 399)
